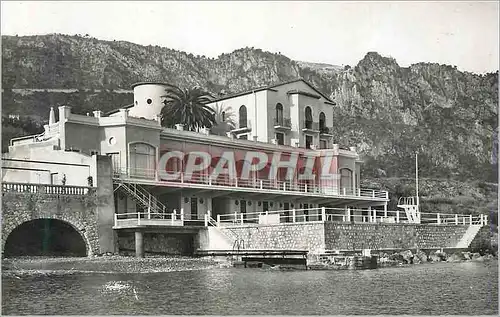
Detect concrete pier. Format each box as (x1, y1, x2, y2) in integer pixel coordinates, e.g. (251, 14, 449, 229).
(135, 231, 144, 258)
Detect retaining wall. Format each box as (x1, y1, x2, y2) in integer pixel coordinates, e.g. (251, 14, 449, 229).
(201, 222, 476, 252)
(324, 223, 469, 250)
(219, 222, 325, 251)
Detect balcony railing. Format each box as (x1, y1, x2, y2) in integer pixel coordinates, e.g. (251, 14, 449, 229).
(319, 126, 332, 136)
(112, 167, 389, 200)
(302, 121, 319, 132)
(230, 120, 252, 133)
(274, 117, 292, 129)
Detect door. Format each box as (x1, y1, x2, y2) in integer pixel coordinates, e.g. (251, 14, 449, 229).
(263, 201, 269, 212)
(284, 202, 290, 222)
(107, 152, 121, 176)
(240, 200, 247, 220)
(191, 197, 198, 220)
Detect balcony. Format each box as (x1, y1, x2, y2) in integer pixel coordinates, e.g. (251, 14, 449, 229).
(112, 167, 390, 201)
(230, 120, 252, 134)
(273, 117, 292, 131)
(319, 126, 333, 138)
(302, 121, 319, 133)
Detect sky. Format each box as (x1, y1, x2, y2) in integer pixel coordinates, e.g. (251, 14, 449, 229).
(1, 1, 498, 74)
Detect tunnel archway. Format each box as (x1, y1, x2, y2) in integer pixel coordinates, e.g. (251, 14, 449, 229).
(4, 219, 87, 257)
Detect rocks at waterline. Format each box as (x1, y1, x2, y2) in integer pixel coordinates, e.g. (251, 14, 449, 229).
(413, 250, 428, 264)
(377, 249, 497, 267)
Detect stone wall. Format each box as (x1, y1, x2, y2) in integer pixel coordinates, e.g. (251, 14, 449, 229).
(2, 191, 100, 256)
(221, 222, 325, 251)
(199, 222, 476, 252)
(117, 232, 194, 255)
(469, 225, 496, 251)
(324, 223, 470, 250)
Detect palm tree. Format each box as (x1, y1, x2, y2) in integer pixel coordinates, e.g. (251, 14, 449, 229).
(210, 103, 236, 136)
(160, 85, 216, 131)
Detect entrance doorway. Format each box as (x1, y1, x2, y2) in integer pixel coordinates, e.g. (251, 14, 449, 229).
(191, 198, 198, 220)
(284, 202, 290, 222)
(263, 201, 269, 212)
(240, 200, 247, 219)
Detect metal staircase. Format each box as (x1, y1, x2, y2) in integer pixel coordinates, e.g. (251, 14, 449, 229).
(114, 180, 168, 217)
(397, 196, 421, 224)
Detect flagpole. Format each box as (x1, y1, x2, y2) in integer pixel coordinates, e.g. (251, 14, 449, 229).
(416, 153, 419, 209)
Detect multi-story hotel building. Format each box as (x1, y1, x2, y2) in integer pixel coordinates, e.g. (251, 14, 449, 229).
(3, 79, 389, 223)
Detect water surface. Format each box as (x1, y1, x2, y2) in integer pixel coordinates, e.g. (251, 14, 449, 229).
(2, 260, 498, 315)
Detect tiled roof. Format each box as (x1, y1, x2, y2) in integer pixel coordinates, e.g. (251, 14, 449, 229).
(208, 78, 335, 104)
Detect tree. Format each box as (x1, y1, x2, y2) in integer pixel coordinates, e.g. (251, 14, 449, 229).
(160, 85, 216, 131)
(210, 103, 236, 136)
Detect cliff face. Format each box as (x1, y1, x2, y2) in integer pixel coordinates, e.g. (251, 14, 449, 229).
(2, 34, 498, 182)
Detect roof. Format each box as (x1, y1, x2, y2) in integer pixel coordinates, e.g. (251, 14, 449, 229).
(208, 78, 336, 104)
(131, 82, 174, 89)
(105, 103, 134, 116)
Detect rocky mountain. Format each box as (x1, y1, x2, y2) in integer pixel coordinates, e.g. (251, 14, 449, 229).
(2, 34, 498, 183)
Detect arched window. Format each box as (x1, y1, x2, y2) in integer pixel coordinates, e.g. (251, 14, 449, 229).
(340, 168, 352, 194)
(222, 111, 226, 122)
(319, 112, 326, 131)
(129, 143, 156, 179)
(275, 103, 283, 125)
(305, 106, 313, 129)
(239, 105, 247, 128)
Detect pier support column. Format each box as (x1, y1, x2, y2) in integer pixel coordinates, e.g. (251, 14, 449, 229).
(135, 231, 144, 258)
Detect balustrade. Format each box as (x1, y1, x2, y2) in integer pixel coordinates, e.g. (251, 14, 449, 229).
(2, 182, 92, 195)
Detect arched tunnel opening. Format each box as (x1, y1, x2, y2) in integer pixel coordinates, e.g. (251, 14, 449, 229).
(4, 219, 87, 257)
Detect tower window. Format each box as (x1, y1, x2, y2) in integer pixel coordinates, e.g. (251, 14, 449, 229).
(147, 99, 152, 104)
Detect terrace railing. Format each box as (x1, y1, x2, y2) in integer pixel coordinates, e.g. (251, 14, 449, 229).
(112, 167, 389, 200)
(2, 182, 93, 195)
(208, 207, 489, 227)
(114, 212, 184, 227)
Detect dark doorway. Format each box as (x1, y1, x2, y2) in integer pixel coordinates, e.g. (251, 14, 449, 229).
(303, 203, 309, 221)
(4, 219, 87, 257)
(284, 202, 290, 222)
(240, 200, 247, 219)
(191, 197, 198, 220)
(263, 201, 269, 212)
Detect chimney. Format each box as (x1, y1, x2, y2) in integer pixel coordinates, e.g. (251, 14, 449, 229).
(49, 107, 56, 125)
(93, 110, 102, 118)
(175, 124, 184, 131)
(332, 144, 340, 151)
(119, 108, 129, 119)
(58, 105, 72, 122)
(349, 146, 357, 152)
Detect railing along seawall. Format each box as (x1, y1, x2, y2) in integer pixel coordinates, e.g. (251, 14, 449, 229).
(210, 207, 489, 227)
(2, 182, 93, 195)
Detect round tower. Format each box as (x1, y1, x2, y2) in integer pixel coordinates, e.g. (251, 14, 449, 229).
(129, 82, 172, 120)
